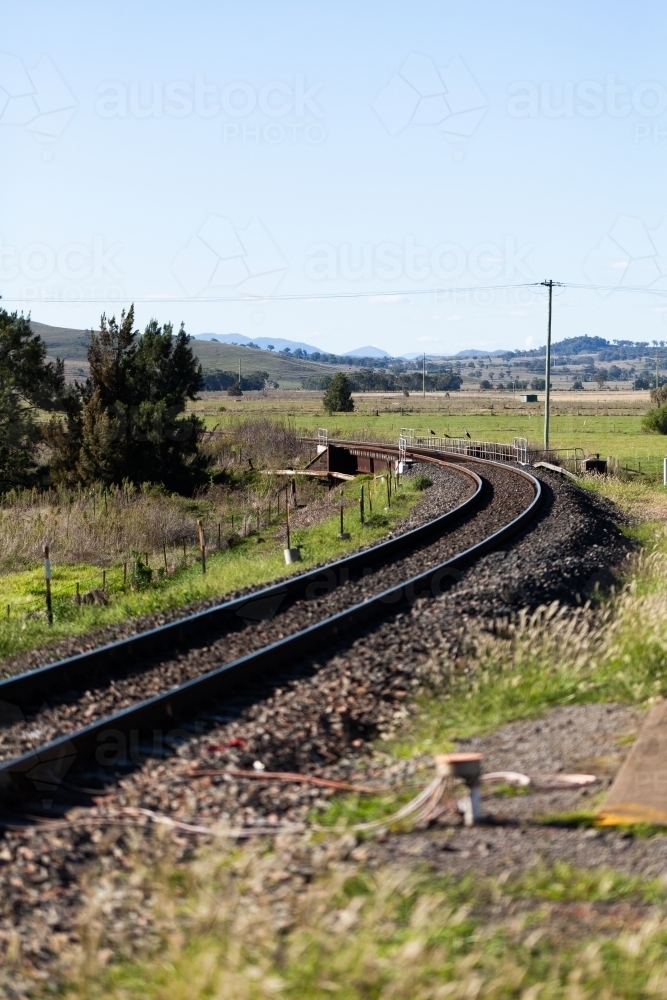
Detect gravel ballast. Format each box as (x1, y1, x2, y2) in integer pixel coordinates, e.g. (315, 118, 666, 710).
(0, 468, 641, 995)
(0, 461, 532, 760)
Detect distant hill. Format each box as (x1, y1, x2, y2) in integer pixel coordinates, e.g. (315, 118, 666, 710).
(403, 349, 508, 359)
(30, 321, 91, 361)
(551, 335, 610, 356)
(194, 333, 324, 354)
(190, 340, 355, 384)
(343, 346, 391, 358)
(26, 321, 355, 385)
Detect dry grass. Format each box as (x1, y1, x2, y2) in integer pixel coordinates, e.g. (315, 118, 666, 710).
(0, 484, 200, 569)
(47, 835, 667, 1000)
(583, 474, 667, 523)
(203, 417, 304, 471)
(397, 525, 667, 759)
(0, 420, 318, 572)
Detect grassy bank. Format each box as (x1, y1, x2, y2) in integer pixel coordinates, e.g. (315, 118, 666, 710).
(53, 843, 667, 1000)
(0, 473, 422, 665)
(396, 541, 667, 760)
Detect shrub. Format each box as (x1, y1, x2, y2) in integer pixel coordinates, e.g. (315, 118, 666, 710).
(413, 474, 433, 490)
(642, 405, 667, 434)
(363, 513, 389, 528)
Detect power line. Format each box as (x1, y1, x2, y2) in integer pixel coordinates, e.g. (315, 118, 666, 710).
(0, 282, 537, 306)
(3, 278, 667, 306)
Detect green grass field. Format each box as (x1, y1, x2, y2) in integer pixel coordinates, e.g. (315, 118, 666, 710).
(0, 473, 421, 666)
(193, 388, 667, 477)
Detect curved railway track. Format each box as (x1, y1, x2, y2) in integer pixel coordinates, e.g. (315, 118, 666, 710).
(0, 444, 541, 815)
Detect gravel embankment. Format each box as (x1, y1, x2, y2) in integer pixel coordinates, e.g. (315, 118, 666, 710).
(0, 462, 530, 760)
(0, 469, 639, 995)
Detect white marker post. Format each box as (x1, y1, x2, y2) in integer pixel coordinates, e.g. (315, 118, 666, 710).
(663, 457, 667, 486)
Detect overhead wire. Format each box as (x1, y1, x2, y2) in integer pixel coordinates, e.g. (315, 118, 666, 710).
(2, 279, 667, 305)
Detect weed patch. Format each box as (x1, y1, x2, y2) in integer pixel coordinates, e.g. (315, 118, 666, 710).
(51, 842, 667, 1000)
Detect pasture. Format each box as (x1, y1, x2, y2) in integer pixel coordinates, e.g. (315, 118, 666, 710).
(193, 388, 667, 477)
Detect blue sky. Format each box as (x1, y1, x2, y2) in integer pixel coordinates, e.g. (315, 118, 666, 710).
(2, 0, 667, 355)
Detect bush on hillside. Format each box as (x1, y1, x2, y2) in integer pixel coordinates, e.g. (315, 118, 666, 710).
(642, 405, 667, 434)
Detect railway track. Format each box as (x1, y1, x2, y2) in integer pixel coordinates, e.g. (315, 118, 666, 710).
(0, 444, 541, 816)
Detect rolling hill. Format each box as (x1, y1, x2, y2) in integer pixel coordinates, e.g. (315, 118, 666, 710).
(31, 321, 91, 361)
(194, 333, 324, 354)
(28, 321, 356, 385)
(191, 341, 355, 382)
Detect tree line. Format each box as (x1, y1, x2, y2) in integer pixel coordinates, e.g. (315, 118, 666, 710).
(203, 370, 273, 392)
(303, 369, 462, 393)
(0, 304, 208, 494)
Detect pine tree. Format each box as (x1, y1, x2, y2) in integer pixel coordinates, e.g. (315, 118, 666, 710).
(322, 372, 354, 413)
(0, 307, 69, 489)
(49, 306, 208, 493)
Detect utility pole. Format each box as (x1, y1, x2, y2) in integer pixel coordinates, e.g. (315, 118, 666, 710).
(422, 352, 426, 398)
(656, 349, 660, 391)
(239, 356, 242, 391)
(542, 279, 554, 452)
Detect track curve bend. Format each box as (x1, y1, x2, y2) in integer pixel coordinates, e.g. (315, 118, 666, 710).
(0, 443, 540, 811)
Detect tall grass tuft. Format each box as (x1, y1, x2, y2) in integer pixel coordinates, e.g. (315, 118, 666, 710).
(48, 838, 667, 1000)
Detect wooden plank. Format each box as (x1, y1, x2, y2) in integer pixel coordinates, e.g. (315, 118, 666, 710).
(597, 701, 667, 826)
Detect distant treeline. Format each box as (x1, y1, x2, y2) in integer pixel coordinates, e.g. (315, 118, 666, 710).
(509, 335, 659, 362)
(302, 369, 462, 392)
(203, 370, 273, 391)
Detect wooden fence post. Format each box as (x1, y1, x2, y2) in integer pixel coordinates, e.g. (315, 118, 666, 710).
(197, 520, 206, 574)
(43, 545, 53, 625)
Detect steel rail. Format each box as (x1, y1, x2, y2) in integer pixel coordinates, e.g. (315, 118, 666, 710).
(0, 452, 481, 709)
(0, 448, 541, 810)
